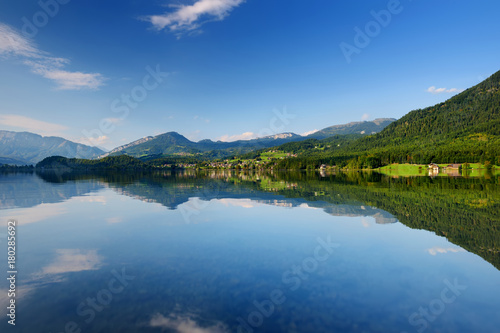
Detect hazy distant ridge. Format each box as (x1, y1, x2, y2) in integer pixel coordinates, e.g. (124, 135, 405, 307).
(0, 130, 105, 165)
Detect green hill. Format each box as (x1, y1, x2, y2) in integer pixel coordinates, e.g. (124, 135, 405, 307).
(273, 70, 500, 169)
(36, 155, 151, 171)
(352, 70, 500, 160)
(102, 131, 307, 159)
(110, 132, 201, 157)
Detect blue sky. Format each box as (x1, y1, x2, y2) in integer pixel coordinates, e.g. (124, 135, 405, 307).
(0, 0, 499, 150)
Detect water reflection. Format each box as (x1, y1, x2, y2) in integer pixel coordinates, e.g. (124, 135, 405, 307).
(0, 171, 498, 333)
(150, 313, 229, 333)
(0, 172, 104, 209)
(1, 170, 499, 269)
(39, 249, 103, 275)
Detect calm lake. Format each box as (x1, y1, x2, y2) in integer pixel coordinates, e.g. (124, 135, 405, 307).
(0, 171, 499, 333)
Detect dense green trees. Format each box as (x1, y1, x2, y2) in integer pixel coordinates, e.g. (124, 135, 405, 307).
(265, 70, 500, 168)
(36, 155, 151, 170)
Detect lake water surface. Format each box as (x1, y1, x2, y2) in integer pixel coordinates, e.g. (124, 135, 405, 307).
(0, 171, 499, 333)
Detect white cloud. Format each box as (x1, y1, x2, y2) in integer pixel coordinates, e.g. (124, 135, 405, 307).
(427, 247, 466, 256)
(427, 86, 464, 95)
(146, 0, 245, 36)
(0, 114, 68, 136)
(76, 135, 110, 147)
(0, 249, 101, 307)
(31, 64, 105, 90)
(1, 203, 66, 224)
(218, 198, 256, 208)
(77, 195, 108, 204)
(0, 23, 104, 90)
(301, 129, 319, 136)
(186, 130, 202, 141)
(217, 131, 257, 142)
(193, 115, 211, 123)
(150, 313, 228, 333)
(298, 203, 320, 210)
(39, 249, 102, 275)
(361, 216, 371, 228)
(0, 24, 39, 58)
(361, 113, 370, 121)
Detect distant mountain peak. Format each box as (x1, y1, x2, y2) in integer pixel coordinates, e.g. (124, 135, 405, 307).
(261, 133, 300, 140)
(100, 136, 154, 158)
(306, 118, 396, 139)
(154, 131, 192, 142)
(0, 130, 105, 165)
(372, 118, 397, 125)
(157, 131, 183, 137)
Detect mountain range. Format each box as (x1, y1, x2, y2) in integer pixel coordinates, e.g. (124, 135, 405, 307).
(307, 118, 395, 139)
(0, 130, 104, 165)
(100, 118, 395, 160)
(0, 118, 394, 165)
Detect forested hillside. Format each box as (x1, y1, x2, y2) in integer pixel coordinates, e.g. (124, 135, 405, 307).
(36, 155, 151, 170)
(272, 70, 500, 169)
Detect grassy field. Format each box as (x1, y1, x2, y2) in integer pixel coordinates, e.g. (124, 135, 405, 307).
(375, 164, 428, 176)
(259, 151, 288, 161)
(227, 150, 288, 164)
(375, 163, 500, 177)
